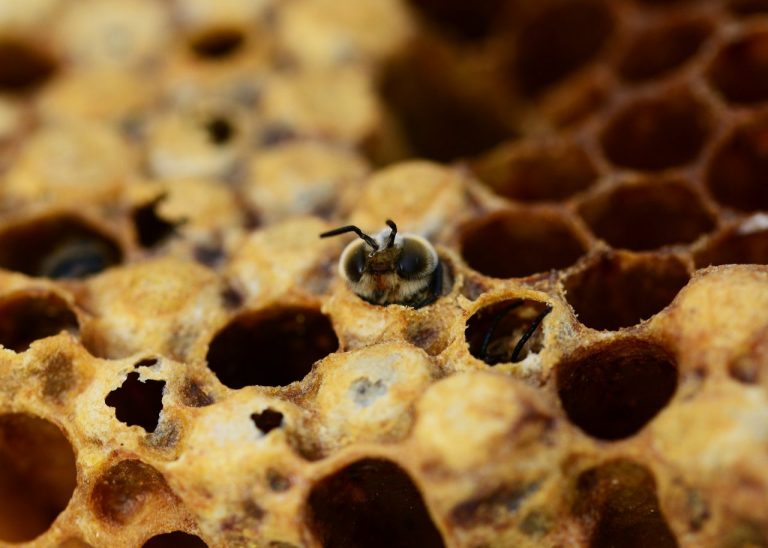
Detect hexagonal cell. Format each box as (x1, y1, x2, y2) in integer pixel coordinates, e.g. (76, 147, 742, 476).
(143, 531, 208, 547)
(471, 139, 599, 202)
(563, 252, 690, 331)
(706, 117, 768, 212)
(378, 43, 513, 162)
(459, 209, 589, 278)
(695, 220, 768, 267)
(728, 0, 768, 14)
(0, 215, 122, 279)
(600, 90, 712, 171)
(512, 0, 614, 97)
(405, 0, 508, 41)
(708, 30, 768, 105)
(576, 178, 717, 251)
(0, 291, 79, 352)
(617, 17, 712, 83)
(306, 459, 445, 548)
(0, 413, 77, 543)
(90, 460, 173, 526)
(0, 38, 57, 94)
(556, 338, 678, 440)
(206, 306, 339, 388)
(465, 298, 552, 364)
(573, 460, 678, 547)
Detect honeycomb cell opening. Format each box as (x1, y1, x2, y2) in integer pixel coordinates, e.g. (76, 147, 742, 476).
(513, 0, 614, 97)
(564, 253, 689, 331)
(706, 118, 768, 212)
(471, 140, 599, 203)
(576, 178, 716, 251)
(708, 31, 768, 105)
(306, 459, 445, 548)
(0, 38, 57, 94)
(617, 18, 712, 83)
(90, 460, 170, 526)
(204, 116, 236, 146)
(251, 408, 283, 435)
(206, 306, 339, 388)
(459, 209, 588, 278)
(143, 531, 208, 547)
(405, 0, 507, 41)
(0, 413, 77, 543)
(189, 27, 245, 59)
(0, 215, 122, 279)
(600, 91, 711, 171)
(377, 46, 513, 163)
(465, 298, 551, 364)
(556, 338, 678, 440)
(133, 197, 178, 249)
(728, 0, 768, 14)
(105, 372, 165, 433)
(573, 460, 678, 548)
(0, 291, 79, 352)
(695, 223, 768, 267)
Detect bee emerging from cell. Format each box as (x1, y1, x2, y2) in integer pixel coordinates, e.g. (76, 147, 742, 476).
(320, 220, 443, 308)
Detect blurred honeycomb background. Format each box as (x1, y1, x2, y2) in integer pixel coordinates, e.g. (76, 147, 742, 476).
(0, 0, 767, 546)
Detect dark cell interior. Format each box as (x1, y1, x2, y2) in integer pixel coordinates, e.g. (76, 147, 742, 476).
(573, 460, 679, 548)
(189, 28, 245, 59)
(576, 179, 716, 251)
(377, 43, 514, 163)
(728, 0, 768, 14)
(556, 338, 678, 440)
(251, 408, 284, 435)
(459, 209, 588, 278)
(0, 215, 122, 279)
(90, 460, 168, 525)
(563, 253, 690, 331)
(695, 225, 768, 267)
(405, 0, 508, 41)
(206, 306, 339, 388)
(472, 141, 598, 202)
(0, 39, 57, 94)
(205, 117, 236, 146)
(0, 292, 79, 352)
(143, 531, 208, 548)
(706, 119, 768, 212)
(600, 92, 711, 171)
(708, 31, 768, 105)
(307, 459, 445, 548)
(105, 372, 165, 433)
(465, 298, 551, 364)
(617, 18, 712, 82)
(0, 413, 77, 543)
(513, 0, 614, 97)
(133, 198, 178, 249)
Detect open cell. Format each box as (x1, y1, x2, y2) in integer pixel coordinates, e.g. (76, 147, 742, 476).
(0, 39, 57, 94)
(0, 215, 122, 279)
(143, 532, 208, 547)
(189, 27, 246, 60)
(472, 139, 598, 203)
(0, 292, 79, 352)
(0, 413, 77, 543)
(563, 252, 690, 331)
(708, 31, 768, 105)
(706, 117, 768, 212)
(573, 460, 678, 548)
(459, 209, 589, 278)
(206, 306, 339, 388)
(306, 459, 444, 548)
(513, 0, 614, 97)
(600, 91, 711, 171)
(556, 338, 678, 440)
(729, 0, 768, 14)
(105, 372, 165, 433)
(695, 221, 768, 267)
(576, 178, 716, 251)
(617, 18, 712, 83)
(405, 0, 507, 41)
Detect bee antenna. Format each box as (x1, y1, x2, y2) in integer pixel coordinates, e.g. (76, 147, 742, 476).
(319, 224, 379, 251)
(385, 219, 397, 249)
(510, 305, 552, 363)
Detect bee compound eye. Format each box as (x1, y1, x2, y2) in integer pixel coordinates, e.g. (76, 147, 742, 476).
(342, 243, 367, 283)
(396, 238, 429, 279)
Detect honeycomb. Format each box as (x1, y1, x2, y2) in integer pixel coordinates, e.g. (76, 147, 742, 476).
(0, 0, 767, 546)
